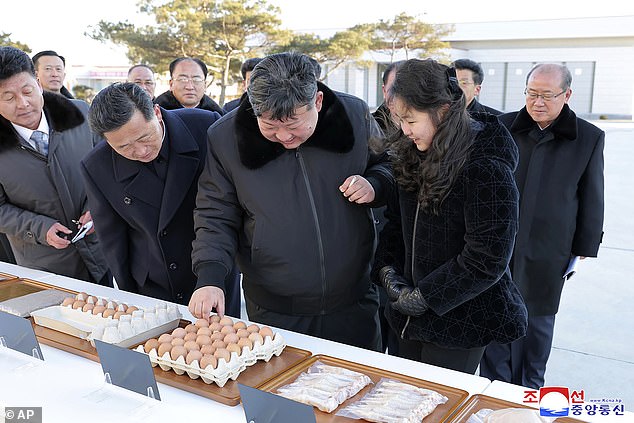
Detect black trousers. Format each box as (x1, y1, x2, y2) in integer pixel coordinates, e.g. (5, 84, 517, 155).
(479, 314, 556, 389)
(397, 337, 486, 375)
(0, 233, 16, 264)
(245, 286, 382, 352)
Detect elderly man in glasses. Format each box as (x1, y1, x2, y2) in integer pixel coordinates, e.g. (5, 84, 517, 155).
(480, 63, 604, 389)
(156, 57, 224, 115)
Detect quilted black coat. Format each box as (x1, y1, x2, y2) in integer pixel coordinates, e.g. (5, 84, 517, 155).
(375, 114, 528, 349)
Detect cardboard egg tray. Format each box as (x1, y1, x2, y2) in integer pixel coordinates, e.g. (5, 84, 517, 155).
(136, 332, 286, 387)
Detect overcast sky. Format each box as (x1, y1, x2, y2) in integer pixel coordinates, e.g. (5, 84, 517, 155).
(2, 0, 634, 66)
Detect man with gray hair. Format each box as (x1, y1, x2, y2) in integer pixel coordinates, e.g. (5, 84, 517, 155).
(190, 52, 393, 351)
(480, 63, 604, 388)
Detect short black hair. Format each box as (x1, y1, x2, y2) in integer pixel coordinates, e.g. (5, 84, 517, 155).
(0, 46, 35, 82)
(452, 58, 484, 85)
(32, 50, 66, 67)
(241, 58, 263, 80)
(169, 57, 207, 79)
(382, 61, 404, 85)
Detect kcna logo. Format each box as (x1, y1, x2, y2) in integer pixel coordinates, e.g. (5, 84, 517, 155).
(523, 386, 585, 417)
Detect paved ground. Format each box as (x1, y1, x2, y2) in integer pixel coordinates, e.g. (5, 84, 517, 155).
(543, 121, 634, 408)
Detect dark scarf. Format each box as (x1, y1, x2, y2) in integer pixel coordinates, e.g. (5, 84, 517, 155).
(509, 103, 578, 141)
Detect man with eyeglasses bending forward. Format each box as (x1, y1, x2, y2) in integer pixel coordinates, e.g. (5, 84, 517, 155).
(480, 63, 605, 389)
(156, 57, 224, 115)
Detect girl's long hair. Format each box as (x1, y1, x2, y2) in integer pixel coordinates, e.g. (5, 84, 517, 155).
(389, 59, 474, 214)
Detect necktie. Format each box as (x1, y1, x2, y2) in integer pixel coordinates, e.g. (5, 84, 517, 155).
(30, 130, 48, 156)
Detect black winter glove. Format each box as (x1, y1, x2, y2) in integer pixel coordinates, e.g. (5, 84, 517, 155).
(379, 266, 410, 302)
(392, 287, 429, 317)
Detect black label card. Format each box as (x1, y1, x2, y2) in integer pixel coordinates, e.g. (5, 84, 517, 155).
(0, 311, 43, 360)
(238, 383, 316, 423)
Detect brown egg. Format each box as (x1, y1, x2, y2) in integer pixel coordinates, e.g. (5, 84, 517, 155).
(200, 354, 217, 370)
(171, 327, 187, 338)
(184, 340, 200, 351)
(95, 298, 107, 306)
(233, 321, 247, 330)
(82, 303, 95, 313)
(184, 324, 198, 333)
(117, 304, 128, 312)
(106, 301, 118, 310)
(158, 333, 174, 344)
(144, 338, 159, 353)
(170, 345, 187, 361)
(196, 335, 212, 346)
(219, 316, 234, 326)
(157, 342, 173, 357)
(184, 332, 198, 342)
(209, 322, 222, 333)
(213, 348, 231, 363)
(61, 297, 75, 307)
(223, 333, 239, 344)
(171, 338, 185, 347)
(248, 332, 263, 346)
(220, 325, 235, 335)
(194, 318, 209, 328)
(126, 306, 139, 313)
(237, 337, 253, 350)
(113, 311, 126, 320)
(209, 315, 221, 324)
(86, 295, 98, 304)
(92, 305, 106, 315)
(186, 349, 203, 365)
(211, 340, 227, 349)
(226, 343, 241, 355)
(259, 326, 274, 339)
(246, 324, 260, 333)
(200, 344, 215, 355)
(72, 300, 86, 310)
(210, 332, 225, 342)
(196, 327, 212, 336)
(75, 292, 88, 301)
(236, 329, 250, 339)
(102, 308, 116, 318)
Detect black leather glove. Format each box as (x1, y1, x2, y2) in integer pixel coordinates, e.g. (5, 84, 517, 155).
(379, 266, 410, 302)
(392, 287, 429, 317)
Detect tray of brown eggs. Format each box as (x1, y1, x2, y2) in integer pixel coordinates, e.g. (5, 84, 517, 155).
(133, 315, 313, 406)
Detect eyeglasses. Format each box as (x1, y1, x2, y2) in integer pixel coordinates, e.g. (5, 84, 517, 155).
(524, 89, 567, 102)
(458, 79, 475, 86)
(173, 76, 205, 85)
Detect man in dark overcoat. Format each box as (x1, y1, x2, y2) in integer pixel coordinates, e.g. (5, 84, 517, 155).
(0, 47, 108, 284)
(81, 83, 240, 312)
(480, 63, 604, 389)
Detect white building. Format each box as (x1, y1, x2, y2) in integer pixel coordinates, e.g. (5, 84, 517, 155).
(323, 15, 634, 119)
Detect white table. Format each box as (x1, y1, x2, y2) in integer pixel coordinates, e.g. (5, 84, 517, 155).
(1, 261, 490, 423)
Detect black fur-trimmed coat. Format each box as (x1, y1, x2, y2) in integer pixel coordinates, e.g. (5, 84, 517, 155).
(0, 93, 108, 283)
(375, 114, 528, 349)
(155, 90, 225, 115)
(192, 82, 394, 315)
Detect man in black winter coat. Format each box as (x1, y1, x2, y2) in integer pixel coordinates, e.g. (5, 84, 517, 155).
(190, 52, 394, 351)
(155, 57, 224, 115)
(480, 63, 604, 389)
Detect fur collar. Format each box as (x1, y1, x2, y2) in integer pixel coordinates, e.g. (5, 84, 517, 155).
(0, 92, 85, 153)
(510, 103, 578, 141)
(235, 82, 355, 169)
(155, 90, 223, 114)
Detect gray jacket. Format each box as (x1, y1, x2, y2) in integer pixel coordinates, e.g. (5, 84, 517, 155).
(0, 93, 108, 283)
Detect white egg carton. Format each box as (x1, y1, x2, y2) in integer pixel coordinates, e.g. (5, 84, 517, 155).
(31, 302, 181, 348)
(135, 332, 286, 386)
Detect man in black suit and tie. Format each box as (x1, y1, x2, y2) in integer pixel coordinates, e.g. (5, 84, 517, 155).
(81, 82, 241, 313)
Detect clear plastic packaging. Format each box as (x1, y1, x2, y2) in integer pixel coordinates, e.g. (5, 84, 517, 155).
(275, 361, 372, 413)
(335, 377, 448, 423)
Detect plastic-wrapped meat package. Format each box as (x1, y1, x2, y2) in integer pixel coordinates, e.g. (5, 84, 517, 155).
(336, 378, 448, 423)
(275, 361, 372, 412)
